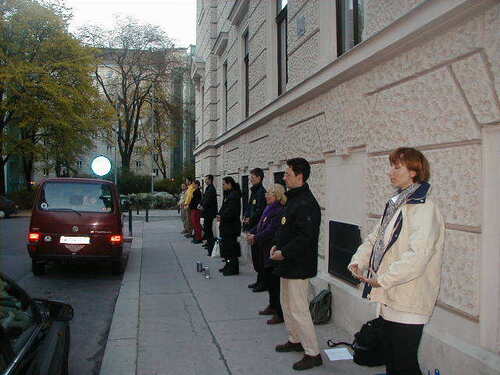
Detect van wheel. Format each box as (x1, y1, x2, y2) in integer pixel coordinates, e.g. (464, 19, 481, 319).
(32, 261, 46, 276)
(111, 260, 124, 275)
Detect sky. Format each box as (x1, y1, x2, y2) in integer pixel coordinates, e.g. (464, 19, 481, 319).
(64, 0, 196, 48)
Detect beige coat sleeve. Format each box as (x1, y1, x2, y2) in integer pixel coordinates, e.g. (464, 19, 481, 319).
(348, 220, 381, 273)
(377, 202, 444, 290)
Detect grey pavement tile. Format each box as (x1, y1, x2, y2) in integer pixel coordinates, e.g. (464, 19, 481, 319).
(100, 338, 136, 375)
(137, 340, 229, 375)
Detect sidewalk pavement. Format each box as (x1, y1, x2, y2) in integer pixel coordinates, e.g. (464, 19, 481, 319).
(100, 211, 385, 375)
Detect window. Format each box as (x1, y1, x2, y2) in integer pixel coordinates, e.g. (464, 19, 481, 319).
(40, 181, 115, 213)
(153, 139, 160, 146)
(0, 287, 35, 355)
(277, 1, 288, 95)
(201, 85, 205, 142)
(336, 0, 364, 56)
(107, 144, 113, 153)
(243, 30, 249, 118)
(223, 61, 228, 129)
(153, 154, 159, 162)
(43, 168, 49, 176)
(76, 160, 83, 169)
(153, 169, 159, 177)
(136, 160, 143, 168)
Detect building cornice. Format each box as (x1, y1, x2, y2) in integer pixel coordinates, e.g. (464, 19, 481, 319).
(194, 0, 497, 156)
(212, 31, 229, 56)
(228, 0, 249, 26)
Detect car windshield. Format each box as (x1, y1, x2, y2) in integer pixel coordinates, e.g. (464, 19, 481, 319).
(40, 182, 114, 213)
(0, 276, 35, 354)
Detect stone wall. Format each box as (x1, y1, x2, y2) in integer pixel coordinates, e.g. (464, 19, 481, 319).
(194, 1, 500, 371)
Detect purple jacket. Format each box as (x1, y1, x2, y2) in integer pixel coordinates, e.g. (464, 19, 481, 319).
(250, 202, 284, 267)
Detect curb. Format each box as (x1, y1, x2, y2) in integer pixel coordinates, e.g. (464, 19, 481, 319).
(99, 232, 143, 375)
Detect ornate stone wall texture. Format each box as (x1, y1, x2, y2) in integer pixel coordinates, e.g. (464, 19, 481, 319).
(194, 2, 500, 368)
(363, 0, 424, 40)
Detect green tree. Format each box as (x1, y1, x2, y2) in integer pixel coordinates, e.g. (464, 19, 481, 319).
(0, 0, 112, 192)
(78, 16, 182, 172)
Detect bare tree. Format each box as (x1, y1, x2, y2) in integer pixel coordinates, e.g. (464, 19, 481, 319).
(79, 16, 182, 171)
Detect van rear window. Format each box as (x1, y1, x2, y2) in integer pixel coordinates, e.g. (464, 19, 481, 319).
(40, 182, 114, 213)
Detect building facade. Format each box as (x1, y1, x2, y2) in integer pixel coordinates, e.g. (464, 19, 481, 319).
(193, 0, 500, 374)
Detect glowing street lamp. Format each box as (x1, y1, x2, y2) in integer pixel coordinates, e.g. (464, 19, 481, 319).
(91, 156, 112, 177)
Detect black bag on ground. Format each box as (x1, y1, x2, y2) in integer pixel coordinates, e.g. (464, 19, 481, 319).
(327, 317, 385, 367)
(309, 288, 332, 325)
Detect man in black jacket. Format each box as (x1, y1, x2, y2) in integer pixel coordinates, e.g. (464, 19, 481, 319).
(201, 175, 218, 255)
(270, 158, 322, 371)
(243, 168, 267, 292)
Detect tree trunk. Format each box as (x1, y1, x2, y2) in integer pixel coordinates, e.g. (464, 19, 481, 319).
(22, 155, 34, 191)
(0, 159, 6, 195)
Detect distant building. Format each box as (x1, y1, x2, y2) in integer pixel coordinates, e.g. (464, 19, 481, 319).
(193, 1, 500, 374)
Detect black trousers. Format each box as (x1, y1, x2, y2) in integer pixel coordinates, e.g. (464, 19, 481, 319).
(203, 215, 215, 253)
(381, 317, 424, 375)
(263, 267, 282, 318)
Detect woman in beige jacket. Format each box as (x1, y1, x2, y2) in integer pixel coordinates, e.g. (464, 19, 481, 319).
(349, 147, 445, 375)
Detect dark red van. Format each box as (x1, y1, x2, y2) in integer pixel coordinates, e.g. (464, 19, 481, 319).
(27, 178, 125, 276)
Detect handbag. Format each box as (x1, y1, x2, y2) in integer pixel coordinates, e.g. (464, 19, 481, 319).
(327, 317, 385, 367)
(309, 287, 332, 325)
(211, 239, 221, 258)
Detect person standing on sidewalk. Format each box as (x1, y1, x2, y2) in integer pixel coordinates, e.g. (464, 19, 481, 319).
(243, 168, 267, 292)
(189, 180, 203, 244)
(218, 177, 242, 276)
(349, 147, 444, 375)
(183, 177, 195, 238)
(247, 184, 286, 325)
(271, 158, 323, 371)
(179, 184, 188, 233)
(201, 175, 218, 255)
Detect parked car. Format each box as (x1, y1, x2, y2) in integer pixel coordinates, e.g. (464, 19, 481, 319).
(27, 178, 125, 276)
(0, 196, 17, 218)
(0, 272, 73, 374)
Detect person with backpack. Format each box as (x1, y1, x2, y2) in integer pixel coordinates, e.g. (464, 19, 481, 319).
(349, 147, 445, 375)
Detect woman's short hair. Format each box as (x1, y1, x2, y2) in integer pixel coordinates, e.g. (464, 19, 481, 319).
(267, 184, 287, 205)
(389, 147, 430, 183)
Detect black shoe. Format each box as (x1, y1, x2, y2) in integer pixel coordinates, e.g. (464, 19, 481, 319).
(275, 341, 304, 353)
(252, 283, 268, 293)
(258, 305, 276, 315)
(192, 239, 202, 244)
(292, 354, 323, 371)
(248, 282, 257, 289)
(222, 259, 239, 276)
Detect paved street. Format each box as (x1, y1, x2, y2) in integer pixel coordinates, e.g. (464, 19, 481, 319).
(0, 216, 129, 375)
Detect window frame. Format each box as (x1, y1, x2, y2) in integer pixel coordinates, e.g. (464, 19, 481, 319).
(276, 3, 288, 96)
(243, 30, 250, 118)
(336, 0, 363, 56)
(223, 60, 228, 130)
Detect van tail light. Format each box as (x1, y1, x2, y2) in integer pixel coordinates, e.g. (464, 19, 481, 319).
(28, 232, 41, 243)
(110, 235, 123, 245)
